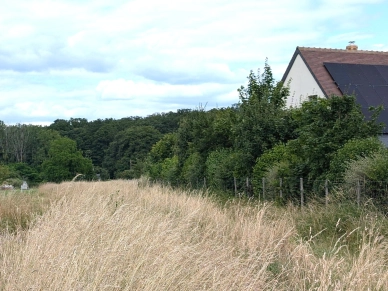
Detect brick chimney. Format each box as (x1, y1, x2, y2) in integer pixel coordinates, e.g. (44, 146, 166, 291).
(346, 41, 358, 51)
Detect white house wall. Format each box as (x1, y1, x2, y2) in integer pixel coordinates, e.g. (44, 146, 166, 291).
(284, 54, 325, 107)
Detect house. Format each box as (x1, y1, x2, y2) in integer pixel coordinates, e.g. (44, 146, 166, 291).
(281, 42, 388, 140)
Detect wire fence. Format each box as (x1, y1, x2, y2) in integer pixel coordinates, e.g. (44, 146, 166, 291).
(256, 178, 388, 209)
(152, 176, 388, 211)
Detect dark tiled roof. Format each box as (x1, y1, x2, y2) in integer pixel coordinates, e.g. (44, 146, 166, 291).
(282, 47, 388, 97)
(282, 46, 388, 133)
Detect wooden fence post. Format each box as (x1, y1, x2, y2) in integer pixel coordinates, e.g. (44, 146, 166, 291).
(325, 180, 329, 207)
(300, 178, 304, 207)
(279, 178, 283, 199)
(262, 177, 265, 201)
(234, 177, 237, 197)
(246, 177, 250, 197)
(203, 177, 206, 189)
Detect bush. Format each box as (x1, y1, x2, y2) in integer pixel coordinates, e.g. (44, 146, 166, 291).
(116, 170, 136, 180)
(206, 149, 240, 191)
(181, 152, 204, 188)
(328, 137, 384, 182)
(93, 166, 110, 181)
(252, 144, 299, 198)
(160, 156, 180, 186)
(0, 164, 11, 184)
(3, 178, 23, 188)
(344, 150, 388, 182)
(343, 149, 388, 211)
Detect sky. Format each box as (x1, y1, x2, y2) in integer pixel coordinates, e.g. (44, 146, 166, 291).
(1, 0, 388, 126)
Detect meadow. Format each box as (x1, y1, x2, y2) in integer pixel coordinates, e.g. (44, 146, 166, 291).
(0, 180, 387, 290)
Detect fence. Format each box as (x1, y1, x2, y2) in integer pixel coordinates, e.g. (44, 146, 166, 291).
(159, 176, 388, 210)
(150, 176, 388, 211)
(257, 178, 388, 209)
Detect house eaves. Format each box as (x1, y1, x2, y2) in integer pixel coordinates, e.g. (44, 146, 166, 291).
(281, 47, 329, 98)
(287, 47, 388, 98)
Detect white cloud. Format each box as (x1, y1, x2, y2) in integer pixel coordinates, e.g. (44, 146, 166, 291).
(96, 79, 232, 100)
(0, 0, 387, 124)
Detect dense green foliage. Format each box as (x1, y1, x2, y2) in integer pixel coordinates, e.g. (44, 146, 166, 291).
(42, 137, 94, 183)
(288, 95, 383, 182)
(142, 63, 385, 205)
(328, 137, 385, 182)
(0, 62, 385, 209)
(233, 61, 295, 170)
(0, 110, 190, 184)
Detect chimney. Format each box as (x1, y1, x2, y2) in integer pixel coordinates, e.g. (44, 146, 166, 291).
(346, 41, 358, 51)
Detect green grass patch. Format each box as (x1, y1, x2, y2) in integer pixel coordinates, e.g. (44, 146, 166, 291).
(292, 199, 388, 257)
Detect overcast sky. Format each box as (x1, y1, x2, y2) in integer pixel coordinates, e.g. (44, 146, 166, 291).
(1, 0, 387, 125)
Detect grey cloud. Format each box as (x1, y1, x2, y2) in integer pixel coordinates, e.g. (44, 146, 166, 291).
(0, 111, 54, 125)
(134, 68, 232, 85)
(0, 47, 115, 73)
(132, 61, 242, 85)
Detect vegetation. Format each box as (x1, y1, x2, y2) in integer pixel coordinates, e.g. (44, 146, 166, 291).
(0, 61, 387, 289)
(0, 111, 191, 185)
(0, 61, 386, 209)
(142, 63, 386, 208)
(1, 180, 388, 290)
(0, 187, 61, 233)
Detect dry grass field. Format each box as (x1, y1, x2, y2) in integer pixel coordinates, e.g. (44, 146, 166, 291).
(0, 179, 388, 290)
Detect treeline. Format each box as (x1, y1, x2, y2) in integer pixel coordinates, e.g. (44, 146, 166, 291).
(1, 62, 387, 204)
(0, 110, 191, 187)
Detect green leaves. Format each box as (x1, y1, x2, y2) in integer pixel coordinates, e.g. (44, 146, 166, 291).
(42, 137, 94, 183)
(328, 137, 385, 181)
(103, 126, 162, 178)
(233, 61, 293, 169)
(289, 95, 383, 182)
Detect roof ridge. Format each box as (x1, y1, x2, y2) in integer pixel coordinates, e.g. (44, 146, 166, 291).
(298, 46, 388, 54)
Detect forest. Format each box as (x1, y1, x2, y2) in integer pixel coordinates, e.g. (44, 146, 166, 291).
(1, 62, 387, 206)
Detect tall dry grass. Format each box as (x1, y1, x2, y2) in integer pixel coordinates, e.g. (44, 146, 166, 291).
(0, 188, 60, 233)
(0, 180, 387, 290)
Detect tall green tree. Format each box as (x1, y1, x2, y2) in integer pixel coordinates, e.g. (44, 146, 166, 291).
(0, 124, 35, 163)
(175, 107, 236, 169)
(103, 126, 162, 178)
(30, 128, 62, 168)
(233, 61, 294, 172)
(42, 137, 94, 183)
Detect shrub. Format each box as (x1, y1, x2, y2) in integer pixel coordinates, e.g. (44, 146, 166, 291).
(252, 144, 299, 198)
(206, 149, 242, 191)
(343, 149, 388, 211)
(328, 137, 384, 182)
(160, 156, 180, 186)
(2, 178, 23, 188)
(181, 152, 204, 188)
(0, 164, 11, 184)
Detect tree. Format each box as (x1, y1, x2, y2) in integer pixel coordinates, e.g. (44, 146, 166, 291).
(146, 133, 178, 181)
(174, 107, 237, 179)
(103, 126, 162, 178)
(160, 156, 180, 186)
(1, 124, 34, 163)
(205, 149, 243, 191)
(233, 60, 295, 171)
(288, 95, 383, 182)
(181, 152, 204, 187)
(8, 163, 41, 185)
(42, 137, 94, 183)
(30, 128, 62, 168)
